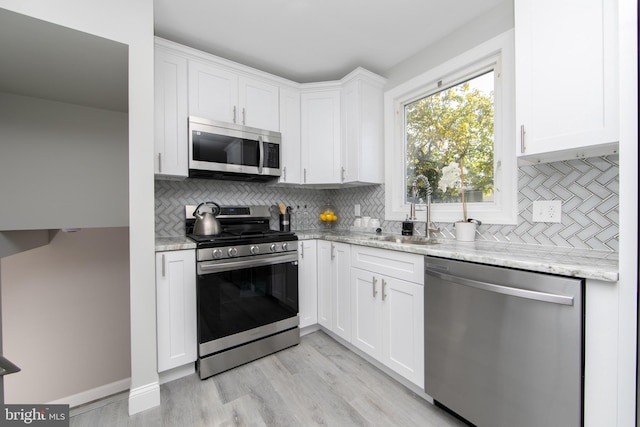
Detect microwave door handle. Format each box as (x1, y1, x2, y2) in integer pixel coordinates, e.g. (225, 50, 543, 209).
(258, 135, 264, 174)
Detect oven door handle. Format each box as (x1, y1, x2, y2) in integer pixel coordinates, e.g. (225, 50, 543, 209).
(198, 252, 297, 274)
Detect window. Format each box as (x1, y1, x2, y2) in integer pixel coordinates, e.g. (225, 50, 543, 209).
(384, 30, 516, 224)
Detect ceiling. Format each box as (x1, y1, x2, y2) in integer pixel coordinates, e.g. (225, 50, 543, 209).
(0, 1, 506, 113)
(154, 0, 507, 83)
(0, 8, 128, 112)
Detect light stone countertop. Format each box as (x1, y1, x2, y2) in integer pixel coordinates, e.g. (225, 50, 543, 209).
(156, 230, 619, 282)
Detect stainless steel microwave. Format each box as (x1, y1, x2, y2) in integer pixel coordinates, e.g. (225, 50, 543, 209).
(188, 117, 281, 181)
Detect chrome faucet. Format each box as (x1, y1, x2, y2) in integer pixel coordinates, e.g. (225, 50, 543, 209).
(409, 174, 440, 239)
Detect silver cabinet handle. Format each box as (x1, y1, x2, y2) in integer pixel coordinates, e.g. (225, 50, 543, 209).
(233, 106, 237, 123)
(158, 153, 162, 173)
(341, 166, 345, 182)
(242, 107, 246, 125)
(283, 166, 287, 182)
(161, 254, 166, 277)
(425, 268, 574, 305)
(303, 168, 307, 184)
(372, 276, 378, 298)
(520, 125, 526, 154)
(330, 244, 335, 260)
(300, 242, 304, 258)
(382, 279, 387, 301)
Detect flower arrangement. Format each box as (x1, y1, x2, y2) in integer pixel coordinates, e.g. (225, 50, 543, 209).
(438, 158, 469, 222)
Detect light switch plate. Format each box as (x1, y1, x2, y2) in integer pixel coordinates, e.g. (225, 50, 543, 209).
(532, 200, 562, 223)
(354, 204, 361, 216)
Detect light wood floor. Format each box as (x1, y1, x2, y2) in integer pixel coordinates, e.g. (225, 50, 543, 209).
(71, 331, 467, 426)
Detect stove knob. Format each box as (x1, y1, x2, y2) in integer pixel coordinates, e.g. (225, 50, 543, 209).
(250, 245, 260, 254)
(227, 247, 238, 257)
(282, 242, 289, 251)
(212, 249, 222, 259)
(269, 243, 278, 252)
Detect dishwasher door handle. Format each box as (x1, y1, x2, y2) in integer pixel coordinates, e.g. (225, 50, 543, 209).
(425, 268, 574, 306)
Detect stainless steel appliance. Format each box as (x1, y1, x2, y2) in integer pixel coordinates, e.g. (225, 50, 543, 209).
(188, 117, 281, 181)
(424, 256, 583, 427)
(186, 205, 299, 379)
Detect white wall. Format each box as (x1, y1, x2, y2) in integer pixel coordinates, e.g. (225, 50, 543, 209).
(384, 1, 514, 90)
(0, 0, 157, 414)
(0, 93, 128, 230)
(1, 228, 130, 404)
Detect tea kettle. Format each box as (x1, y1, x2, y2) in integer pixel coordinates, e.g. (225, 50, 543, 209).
(192, 202, 222, 236)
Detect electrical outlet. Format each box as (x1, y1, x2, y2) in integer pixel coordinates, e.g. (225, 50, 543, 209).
(532, 200, 562, 223)
(354, 204, 361, 216)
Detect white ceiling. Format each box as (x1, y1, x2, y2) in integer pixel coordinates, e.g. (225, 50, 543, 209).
(154, 0, 507, 83)
(0, 1, 506, 113)
(0, 8, 128, 112)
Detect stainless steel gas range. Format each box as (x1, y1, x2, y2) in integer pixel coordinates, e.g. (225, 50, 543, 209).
(185, 205, 299, 379)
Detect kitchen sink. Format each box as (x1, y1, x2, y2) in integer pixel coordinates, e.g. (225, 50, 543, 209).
(367, 235, 439, 245)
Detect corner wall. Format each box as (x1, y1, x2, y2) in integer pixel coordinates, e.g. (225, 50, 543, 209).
(1, 228, 130, 404)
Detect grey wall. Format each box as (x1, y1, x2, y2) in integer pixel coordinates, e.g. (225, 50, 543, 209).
(0, 227, 130, 404)
(0, 92, 129, 231)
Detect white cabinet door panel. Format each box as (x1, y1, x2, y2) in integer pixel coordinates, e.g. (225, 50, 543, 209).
(156, 250, 197, 372)
(351, 268, 383, 359)
(188, 61, 238, 123)
(383, 277, 424, 388)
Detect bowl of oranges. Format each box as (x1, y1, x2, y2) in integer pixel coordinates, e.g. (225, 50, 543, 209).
(319, 208, 337, 228)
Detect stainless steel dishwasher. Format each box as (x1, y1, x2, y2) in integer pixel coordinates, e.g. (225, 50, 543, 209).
(424, 256, 583, 427)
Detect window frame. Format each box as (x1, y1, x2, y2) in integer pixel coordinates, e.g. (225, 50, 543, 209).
(384, 30, 517, 225)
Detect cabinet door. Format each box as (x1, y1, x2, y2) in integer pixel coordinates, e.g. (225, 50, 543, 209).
(341, 77, 384, 184)
(332, 242, 351, 341)
(156, 250, 197, 372)
(154, 48, 188, 178)
(238, 76, 279, 132)
(298, 240, 318, 328)
(515, 0, 618, 161)
(188, 61, 238, 123)
(350, 268, 383, 359)
(278, 87, 302, 184)
(382, 277, 424, 388)
(300, 90, 341, 184)
(316, 240, 333, 329)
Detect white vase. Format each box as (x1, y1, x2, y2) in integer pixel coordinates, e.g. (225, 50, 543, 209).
(455, 221, 477, 242)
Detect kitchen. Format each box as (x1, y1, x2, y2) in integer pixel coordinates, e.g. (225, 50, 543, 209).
(0, 0, 637, 426)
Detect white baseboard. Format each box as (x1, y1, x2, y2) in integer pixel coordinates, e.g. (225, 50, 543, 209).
(48, 378, 130, 408)
(128, 381, 160, 415)
(159, 363, 195, 384)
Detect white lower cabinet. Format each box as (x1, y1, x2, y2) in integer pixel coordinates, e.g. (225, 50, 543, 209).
(317, 240, 351, 341)
(351, 245, 424, 388)
(155, 249, 197, 372)
(298, 240, 318, 328)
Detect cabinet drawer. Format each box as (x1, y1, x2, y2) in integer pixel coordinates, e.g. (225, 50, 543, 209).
(351, 245, 423, 284)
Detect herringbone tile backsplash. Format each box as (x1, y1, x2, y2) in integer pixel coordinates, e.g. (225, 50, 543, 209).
(156, 155, 619, 251)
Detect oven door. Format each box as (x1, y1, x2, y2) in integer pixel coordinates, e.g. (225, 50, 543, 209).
(197, 253, 298, 357)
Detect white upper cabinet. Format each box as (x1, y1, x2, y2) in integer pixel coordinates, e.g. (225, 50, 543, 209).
(238, 76, 280, 131)
(154, 47, 189, 178)
(515, 0, 619, 163)
(188, 61, 280, 132)
(278, 87, 302, 184)
(341, 69, 386, 184)
(300, 88, 342, 184)
(188, 61, 238, 125)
